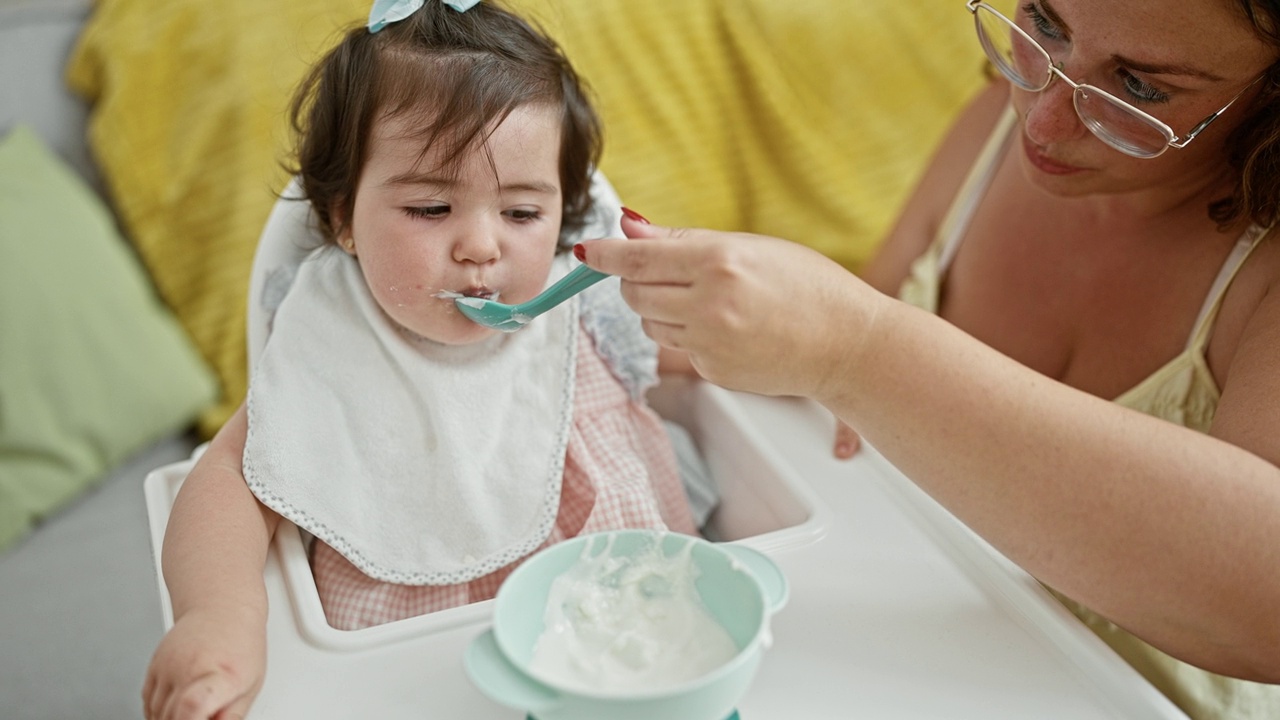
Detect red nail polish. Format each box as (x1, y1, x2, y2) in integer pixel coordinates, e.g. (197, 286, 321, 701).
(573, 243, 586, 261)
(621, 207, 650, 224)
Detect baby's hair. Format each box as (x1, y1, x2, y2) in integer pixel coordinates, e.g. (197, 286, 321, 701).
(287, 1, 602, 245)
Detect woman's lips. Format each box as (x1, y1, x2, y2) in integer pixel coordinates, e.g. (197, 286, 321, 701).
(1022, 134, 1086, 175)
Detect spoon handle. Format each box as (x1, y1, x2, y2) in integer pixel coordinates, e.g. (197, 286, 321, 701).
(518, 264, 610, 316)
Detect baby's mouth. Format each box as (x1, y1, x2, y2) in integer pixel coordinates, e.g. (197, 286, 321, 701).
(461, 286, 498, 301)
(434, 286, 499, 301)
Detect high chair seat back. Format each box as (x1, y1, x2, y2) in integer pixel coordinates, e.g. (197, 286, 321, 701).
(246, 178, 320, 372)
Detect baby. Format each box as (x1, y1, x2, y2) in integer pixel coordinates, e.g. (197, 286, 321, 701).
(143, 2, 709, 718)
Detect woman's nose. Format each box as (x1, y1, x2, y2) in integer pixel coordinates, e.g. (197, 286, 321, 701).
(1021, 72, 1087, 147)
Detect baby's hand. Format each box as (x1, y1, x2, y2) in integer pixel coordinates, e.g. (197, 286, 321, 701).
(142, 607, 266, 720)
(834, 418, 861, 460)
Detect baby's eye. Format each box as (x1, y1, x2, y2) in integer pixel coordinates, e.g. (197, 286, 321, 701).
(505, 208, 542, 222)
(405, 205, 449, 219)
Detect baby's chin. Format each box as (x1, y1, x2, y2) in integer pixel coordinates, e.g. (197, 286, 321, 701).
(436, 325, 500, 346)
(396, 316, 499, 347)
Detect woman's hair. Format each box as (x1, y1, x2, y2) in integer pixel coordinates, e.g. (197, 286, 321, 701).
(287, 1, 602, 245)
(1214, 0, 1280, 227)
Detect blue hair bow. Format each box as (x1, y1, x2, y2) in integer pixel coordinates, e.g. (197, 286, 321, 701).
(368, 0, 481, 33)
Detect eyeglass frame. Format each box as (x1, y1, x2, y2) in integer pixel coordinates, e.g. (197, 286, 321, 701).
(965, 0, 1260, 159)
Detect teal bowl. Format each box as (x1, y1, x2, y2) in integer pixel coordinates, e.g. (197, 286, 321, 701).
(465, 530, 788, 720)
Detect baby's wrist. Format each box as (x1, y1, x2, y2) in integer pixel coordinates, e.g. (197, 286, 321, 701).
(173, 596, 269, 630)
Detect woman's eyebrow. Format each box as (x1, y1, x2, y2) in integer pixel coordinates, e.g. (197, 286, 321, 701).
(1040, 0, 1225, 82)
(1039, 0, 1071, 34)
(1111, 55, 1225, 81)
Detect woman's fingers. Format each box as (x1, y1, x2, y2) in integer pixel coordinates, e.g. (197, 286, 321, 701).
(834, 418, 862, 459)
(581, 216, 722, 285)
(640, 318, 687, 352)
(619, 210, 658, 235)
(616, 278, 694, 328)
(583, 237, 694, 284)
(582, 214, 881, 399)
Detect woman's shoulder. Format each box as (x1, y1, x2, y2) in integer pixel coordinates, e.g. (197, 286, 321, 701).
(1209, 224, 1280, 467)
(861, 80, 1011, 293)
(1212, 223, 1280, 379)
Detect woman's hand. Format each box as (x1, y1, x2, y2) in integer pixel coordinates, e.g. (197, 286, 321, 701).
(834, 418, 862, 459)
(142, 604, 266, 720)
(579, 214, 887, 403)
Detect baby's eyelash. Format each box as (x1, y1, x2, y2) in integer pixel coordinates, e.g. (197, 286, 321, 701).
(505, 209, 542, 222)
(405, 205, 449, 219)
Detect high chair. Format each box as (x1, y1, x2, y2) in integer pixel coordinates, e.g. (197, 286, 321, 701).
(141, 173, 830, 718)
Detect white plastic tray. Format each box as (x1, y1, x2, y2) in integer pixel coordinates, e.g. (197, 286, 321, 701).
(143, 378, 1188, 719)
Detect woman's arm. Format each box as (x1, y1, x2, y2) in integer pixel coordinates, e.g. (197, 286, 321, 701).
(830, 80, 1010, 458)
(833, 286, 1280, 681)
(580, 220, 1280, 681)
(144, 403, 281, 720)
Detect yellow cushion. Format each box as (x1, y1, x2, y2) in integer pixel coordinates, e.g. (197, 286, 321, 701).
(67, 0, 994, 434)
(510, 0, 995, 270)
(66, 0, 367, 435)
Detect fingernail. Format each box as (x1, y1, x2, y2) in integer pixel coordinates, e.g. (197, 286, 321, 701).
(621, 207, 650, 224)
(573, 243, 586, 261)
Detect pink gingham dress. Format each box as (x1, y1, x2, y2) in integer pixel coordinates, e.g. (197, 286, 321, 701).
(310, 327, 699, 630)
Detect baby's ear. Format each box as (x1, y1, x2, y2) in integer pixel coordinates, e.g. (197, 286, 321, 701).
(331, 200, 356, 256)
(337, 231, 357, 256)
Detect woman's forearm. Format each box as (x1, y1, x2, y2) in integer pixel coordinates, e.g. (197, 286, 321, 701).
(825, 299, 1280, 679)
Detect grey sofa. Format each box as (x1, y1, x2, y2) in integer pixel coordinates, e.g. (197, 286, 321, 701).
(0, 2, 200, 717)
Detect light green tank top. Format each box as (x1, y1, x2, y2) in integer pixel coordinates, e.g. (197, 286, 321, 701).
(898, 106, 1277, 720)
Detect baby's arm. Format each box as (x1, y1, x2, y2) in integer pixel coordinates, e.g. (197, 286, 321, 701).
(143, 403, 281, 720)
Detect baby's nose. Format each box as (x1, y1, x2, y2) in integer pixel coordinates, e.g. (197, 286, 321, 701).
(453, 222, 501, 263)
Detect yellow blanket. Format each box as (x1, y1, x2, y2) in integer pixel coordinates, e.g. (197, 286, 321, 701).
(67, 0, 992, 434)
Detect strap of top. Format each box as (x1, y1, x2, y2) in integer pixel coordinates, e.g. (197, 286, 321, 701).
(1185, 222, 1271, 351)
(928, 103, 1268, 355)
(936, 106, 1019, 274)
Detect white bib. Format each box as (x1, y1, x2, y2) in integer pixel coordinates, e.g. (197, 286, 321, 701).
(243, 247, 577, 585)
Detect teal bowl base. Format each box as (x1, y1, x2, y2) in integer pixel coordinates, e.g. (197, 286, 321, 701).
(522, 707, 742, 712)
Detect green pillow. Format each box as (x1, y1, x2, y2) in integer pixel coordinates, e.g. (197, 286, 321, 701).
(0, 125, 218, 552)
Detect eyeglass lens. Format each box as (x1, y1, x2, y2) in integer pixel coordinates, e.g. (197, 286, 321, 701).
(972, 4, 1171, 157)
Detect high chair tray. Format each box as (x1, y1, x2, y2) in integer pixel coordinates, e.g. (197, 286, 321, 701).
(143, 379, 1188, 719)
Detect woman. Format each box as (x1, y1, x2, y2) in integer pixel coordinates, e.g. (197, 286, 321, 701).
(576, 1, 1280, 718)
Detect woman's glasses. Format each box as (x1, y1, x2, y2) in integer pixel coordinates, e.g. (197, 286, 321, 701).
(966, 1, 1256, 158)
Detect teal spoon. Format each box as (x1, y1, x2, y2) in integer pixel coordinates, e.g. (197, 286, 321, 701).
(454, 264, 610, 332)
